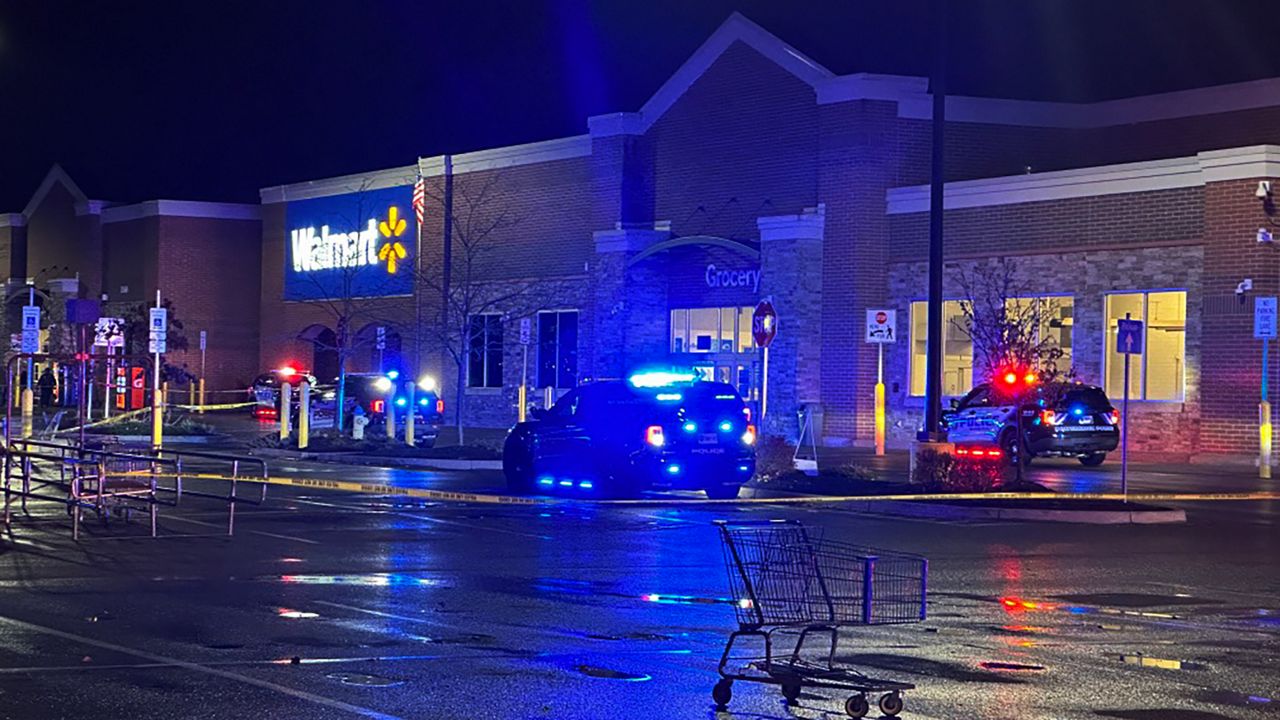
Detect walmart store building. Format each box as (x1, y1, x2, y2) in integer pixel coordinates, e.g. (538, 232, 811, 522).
(253, 14, 1280, 457)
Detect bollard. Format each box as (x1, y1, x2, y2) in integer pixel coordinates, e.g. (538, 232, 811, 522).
(518, 383, 527, 423)
(189, 382, 196, 407)
(279, 382, 292, 442)
(20, 388, 33, 438)
(405, 382, 416, 447)
(386, 393, 396, 439)
(543, 386, 554, 409)
(198, 377, 206, 411)
(298, 381, 310, 450)
(152, 389, 164, 450)
(162, 381, 169, 404)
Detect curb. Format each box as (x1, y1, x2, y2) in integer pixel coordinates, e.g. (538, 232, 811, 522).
(740, 486, 1186, 524)
(86, 434, 218, 445)
(250, 447, 502, 471)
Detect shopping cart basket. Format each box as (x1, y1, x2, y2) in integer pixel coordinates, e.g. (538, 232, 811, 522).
(712, 520, 927, 717)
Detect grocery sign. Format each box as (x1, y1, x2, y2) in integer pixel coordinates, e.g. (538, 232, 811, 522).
(284, 185, 416, 300)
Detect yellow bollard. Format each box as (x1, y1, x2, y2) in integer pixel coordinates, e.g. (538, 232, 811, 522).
(20, 388, 33, 438)
(152, 389, 164, 450)
(279, 382, 292, 442)
(189, 382, 196, 407)
(1261, 400, 1272, 479)
(386, 394, 396, 439)
(518, 383, 527, 423)
(198, 377, 205, 411)
(298, 381, 310, 450)
(405, 382, 415, 447)
(874, 381, 886, 456)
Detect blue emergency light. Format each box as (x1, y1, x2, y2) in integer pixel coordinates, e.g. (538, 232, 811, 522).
(628, 371, 696, 388)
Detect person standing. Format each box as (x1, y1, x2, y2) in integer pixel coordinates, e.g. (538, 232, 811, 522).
(38, 367, 56, 407)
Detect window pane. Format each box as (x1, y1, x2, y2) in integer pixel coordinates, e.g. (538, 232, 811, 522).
(689, 308, 718, 353)
(467, 316, 485, 387)
(557, 312, 578, 389)
(671, 309, 688, 353)
(1145, 291, 1185, 400)
(1044, 298, 1074, 369)
(1105, 293, 1145, 398)
(737, 307, 753, 352)
(714, 308, 731, 352)
(485, 316, 503, 388)
(537, 312, 556, 387)
(942, 301, 972, 395)
(910, 302, 927, 396)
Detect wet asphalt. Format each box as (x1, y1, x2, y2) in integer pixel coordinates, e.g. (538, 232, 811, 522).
(0, 444, 1277, 719)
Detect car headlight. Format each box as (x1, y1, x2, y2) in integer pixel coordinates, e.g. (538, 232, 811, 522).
(417, 375, 437, 393)
(373, 377, 393, 393)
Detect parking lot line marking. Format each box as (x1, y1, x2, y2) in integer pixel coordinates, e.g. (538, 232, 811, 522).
(315, 600, 454, 626)
(164, 515, 319, 545)
(406, 514, 551, 540)
(0, 613, 404, 720)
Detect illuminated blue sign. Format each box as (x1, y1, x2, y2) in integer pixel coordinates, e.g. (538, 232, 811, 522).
(284, 185, 416, 300)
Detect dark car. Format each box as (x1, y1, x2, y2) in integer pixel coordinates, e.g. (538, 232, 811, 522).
(317, 372, 444, 439)
(502, 376, 757, 498)
(943, 382, 1120, 466)
(249, 367, 316, 418)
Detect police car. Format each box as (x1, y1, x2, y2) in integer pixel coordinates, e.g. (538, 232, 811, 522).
(502, 371, 757, 499)
(943, 380, 1120, 466)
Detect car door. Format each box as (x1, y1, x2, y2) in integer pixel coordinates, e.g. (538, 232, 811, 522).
(530, 388, 594, 479)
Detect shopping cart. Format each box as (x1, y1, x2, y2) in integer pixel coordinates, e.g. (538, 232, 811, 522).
(712, 520, 927, 717)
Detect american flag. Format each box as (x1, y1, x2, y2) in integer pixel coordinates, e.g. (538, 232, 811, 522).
(412, 174, 426, 226)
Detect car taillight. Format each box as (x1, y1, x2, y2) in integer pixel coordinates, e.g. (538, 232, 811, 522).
(371, 399, 385, 414)
(436, 399, 445, 415)
(743, 407, 751, 421)
(1040, 409, 1059, 426)
(741, 424, 757, 446)
(645, 425, 666, 448)
(1105, 409, 1119, 425)
(955, 445, 1002, 459)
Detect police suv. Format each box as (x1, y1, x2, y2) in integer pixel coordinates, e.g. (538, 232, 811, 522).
(943, 381, 1120, 466)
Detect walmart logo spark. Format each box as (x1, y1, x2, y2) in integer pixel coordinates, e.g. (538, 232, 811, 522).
(377, 206, 408, 274)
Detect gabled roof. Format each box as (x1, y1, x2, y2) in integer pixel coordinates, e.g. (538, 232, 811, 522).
(589, 12, 837, 137)
(22, 164, 89, 217)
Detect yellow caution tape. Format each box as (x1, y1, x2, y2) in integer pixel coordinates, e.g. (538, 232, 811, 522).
(109, 470, 1280, 506)
(55, 407, 153, 434)
(169, 401, 258, 411)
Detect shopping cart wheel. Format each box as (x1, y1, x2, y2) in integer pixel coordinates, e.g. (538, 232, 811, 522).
(712, 679, 732, 708)
(781, 682, 801, 705)
(844, 694, 869, 718)
(879, 692, 904, 717)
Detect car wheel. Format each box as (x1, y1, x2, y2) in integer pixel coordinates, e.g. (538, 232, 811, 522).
(1079, 452, 1106, 467)
(704, 484, 742, 500)
(502, 440, 535, 493)
(1000, 430, 1031, 467)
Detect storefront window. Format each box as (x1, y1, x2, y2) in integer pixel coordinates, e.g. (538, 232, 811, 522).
(467, 314, 503, 388)
(1007, 296, 1074, 368)
(909, 301, 972, 396)
(1105, 291, 1185, 400)
(537, 310, 578, 389)
(670, 306, 754, 354)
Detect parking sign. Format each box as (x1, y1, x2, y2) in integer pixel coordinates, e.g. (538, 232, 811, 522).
(1116, 319, 1143, 355)
(1255, 296, 1277, 339)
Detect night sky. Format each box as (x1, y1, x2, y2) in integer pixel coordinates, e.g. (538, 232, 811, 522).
(2, 0, 1278, 209)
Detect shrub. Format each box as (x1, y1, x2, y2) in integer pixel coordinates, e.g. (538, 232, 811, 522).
(913, 447, 1005, 493)
(754, 435, 797, 482)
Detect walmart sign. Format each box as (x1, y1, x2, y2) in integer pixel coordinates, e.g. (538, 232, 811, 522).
(284, 186, 416, 300)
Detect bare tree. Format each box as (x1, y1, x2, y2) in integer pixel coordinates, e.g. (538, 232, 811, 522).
(412, 171, 562, 445)
(953, 258, 1072, 387)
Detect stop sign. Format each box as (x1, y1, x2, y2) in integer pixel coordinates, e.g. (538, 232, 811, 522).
(752, 300, 778, 348)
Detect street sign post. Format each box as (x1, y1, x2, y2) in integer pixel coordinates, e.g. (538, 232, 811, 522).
(1255, 296, 1277, 478)
(1116, 315, 1144, 499)
(865, 309, 897, 455)
(149, 293, 167, 449)
(518, 318, 531, 422)
(375, 326, 386, 372)
(199, 330, 208, 409)
(752, 300, 779, 429)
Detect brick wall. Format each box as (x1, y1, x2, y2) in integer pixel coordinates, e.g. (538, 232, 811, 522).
(885, 246, 1203, 454)
(649, 41, 819, 237)
(157, 215, 263, 391)
(1199, 178, 1280, 453)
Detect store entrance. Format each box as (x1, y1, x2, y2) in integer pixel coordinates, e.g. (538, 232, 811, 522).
(670, 305, 761, 405)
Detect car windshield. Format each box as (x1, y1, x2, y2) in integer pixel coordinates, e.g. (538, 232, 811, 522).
(1057, 386, 1112, 410)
